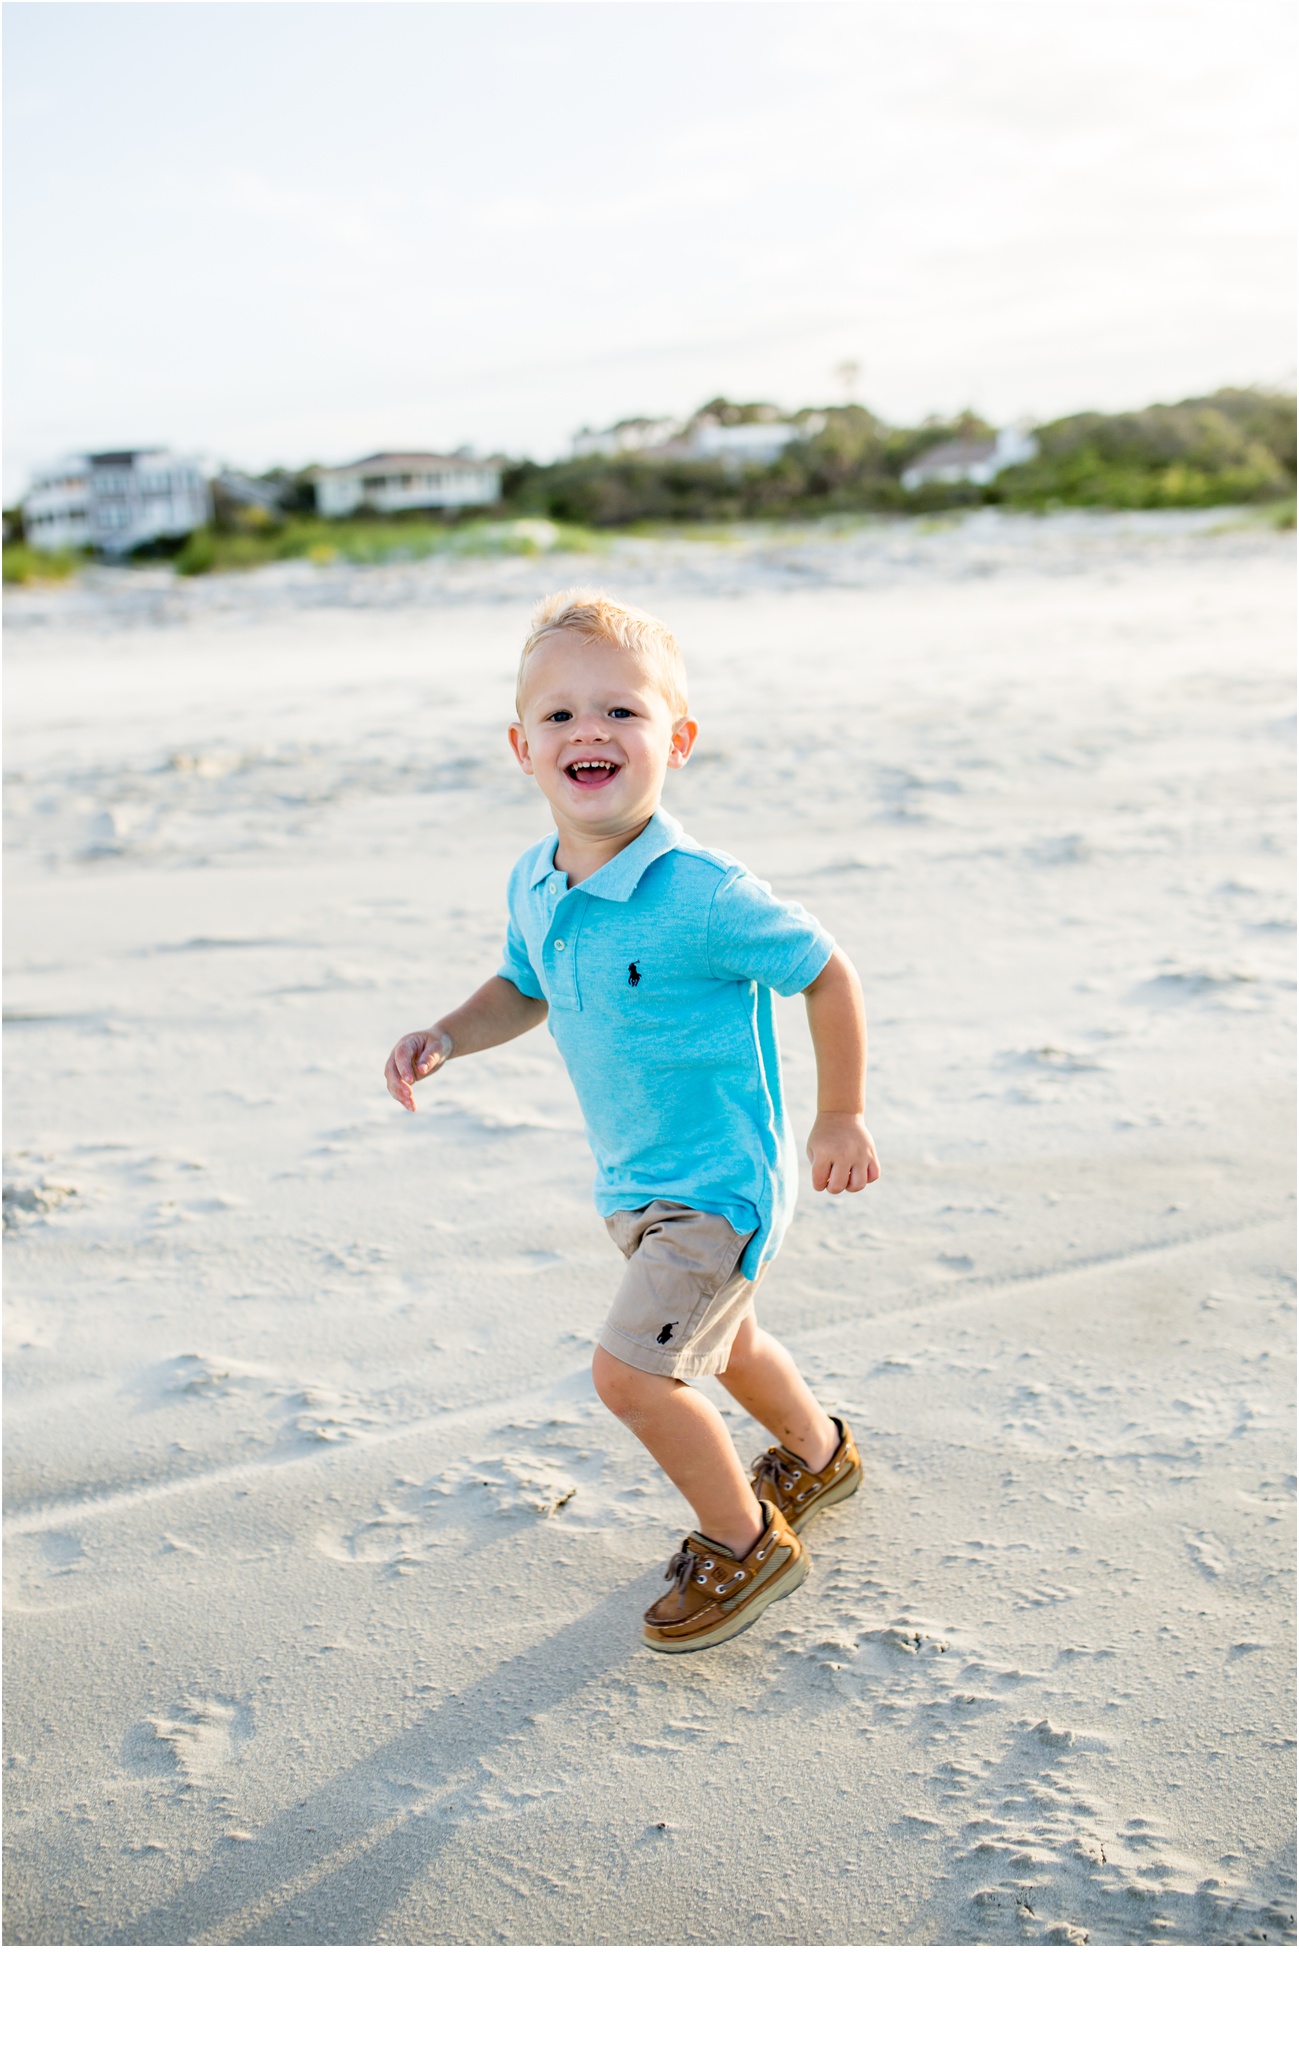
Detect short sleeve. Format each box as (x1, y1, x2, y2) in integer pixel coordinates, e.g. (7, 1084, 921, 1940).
(706, 868, 834, 996)
(498, 891, 544, 1001)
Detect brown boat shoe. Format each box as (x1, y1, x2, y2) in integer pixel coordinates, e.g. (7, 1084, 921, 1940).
(750, 1416, 862, 1533)
(642, 1500, 809, 1653)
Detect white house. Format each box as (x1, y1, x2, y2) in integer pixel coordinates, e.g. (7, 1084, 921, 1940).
(20, 461, 91, 552)
(313, 453, 502, 518)
(901, 422, 1039, 491)
(686, 419, 803, 468)
(571, 411, 808, 469)
(571, 417, 682, 459)
(22, 449, 210, 555)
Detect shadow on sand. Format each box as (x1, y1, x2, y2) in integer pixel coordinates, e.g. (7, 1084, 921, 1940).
(111, 1575, 653, 1945)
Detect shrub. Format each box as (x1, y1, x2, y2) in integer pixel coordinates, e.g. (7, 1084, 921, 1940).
(994, 390, 1294, 509)
(175, 530, 218, 575)
(161, 516, 602, 576)
(3, 543, 83, 584)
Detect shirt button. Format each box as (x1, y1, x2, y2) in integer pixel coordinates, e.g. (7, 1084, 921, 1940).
(553, 938, 565, 950)
(548, 881, 556, 895)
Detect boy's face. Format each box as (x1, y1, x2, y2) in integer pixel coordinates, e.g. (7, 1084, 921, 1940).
(509, 633, 697, 840)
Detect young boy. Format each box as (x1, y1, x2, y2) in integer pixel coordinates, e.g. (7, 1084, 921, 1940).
(384, 591, 879, 1652)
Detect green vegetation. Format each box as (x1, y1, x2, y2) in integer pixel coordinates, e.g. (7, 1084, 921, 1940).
(504, 389, 1295, 526)
(5, 391, 1291, 584)
(1, 514, 599, 582)
(2, 544, 85, 585)
(173, 515, 601, 575)
(503, 407, 946, 525)
(991, 389, 1295, 511)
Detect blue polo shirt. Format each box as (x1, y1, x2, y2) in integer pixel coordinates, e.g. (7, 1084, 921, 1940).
(498, 809, 834, 1279)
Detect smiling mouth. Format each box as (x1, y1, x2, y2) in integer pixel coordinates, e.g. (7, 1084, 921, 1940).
(565, 759, 621, 787)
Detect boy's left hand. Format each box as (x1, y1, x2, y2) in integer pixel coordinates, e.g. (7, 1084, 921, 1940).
(807, 1113, 880, 1194)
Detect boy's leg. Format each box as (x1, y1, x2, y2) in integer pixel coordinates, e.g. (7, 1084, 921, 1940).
(716, 1311, 839, 1473)
(592, 1346, 764, 1557)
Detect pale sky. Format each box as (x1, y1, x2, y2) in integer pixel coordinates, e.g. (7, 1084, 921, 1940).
(3, 0, 1294, 498)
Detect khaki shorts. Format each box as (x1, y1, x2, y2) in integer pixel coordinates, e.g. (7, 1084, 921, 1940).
(598, 1200, 759, 1381)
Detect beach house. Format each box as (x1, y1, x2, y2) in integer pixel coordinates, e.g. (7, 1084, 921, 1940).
(571, 417, 684, 459)
(571, 407, 810, 470)
(22, 449, 210, 556)
(901, 422, 1039, 491)
(312, 453, 502, 517)
(686, 417, 805, 468)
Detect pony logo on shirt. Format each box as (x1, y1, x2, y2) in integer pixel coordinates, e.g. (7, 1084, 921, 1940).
(627, 961, 642, 987)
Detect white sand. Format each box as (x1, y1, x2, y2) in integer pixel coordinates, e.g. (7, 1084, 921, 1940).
(4, 511, 1294, 1946)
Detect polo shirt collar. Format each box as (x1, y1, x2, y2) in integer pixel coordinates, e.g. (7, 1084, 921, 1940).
(580, 810, 684, 900)
(526, 809, 685, 902)
(526, 832, 562, 890)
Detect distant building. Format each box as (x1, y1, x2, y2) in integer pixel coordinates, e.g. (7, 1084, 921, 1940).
(571, 411, 807, 469)
(686, 419, 803, 468)
(312, 452, 502, 518)
(22, 449, 210, 555)
(571, 417, 683, 459)
(20, 462, 89, 552)
(901, 423, 1039, 491)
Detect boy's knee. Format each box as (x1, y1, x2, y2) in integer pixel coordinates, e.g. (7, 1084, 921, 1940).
(592, 1346, 664, 1423)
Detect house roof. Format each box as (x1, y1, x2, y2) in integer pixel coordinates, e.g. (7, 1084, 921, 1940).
(88, 449, 165, 468)
(315, 452, 502, 478)
(906, 437, 996, 473)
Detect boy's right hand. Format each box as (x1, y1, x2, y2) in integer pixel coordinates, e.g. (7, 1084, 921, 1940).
(384, 1028, 452, 1112)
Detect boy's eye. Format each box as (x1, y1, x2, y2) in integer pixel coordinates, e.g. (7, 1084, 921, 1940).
(548, 710, 572, 723)
(609, 707, 633, 719)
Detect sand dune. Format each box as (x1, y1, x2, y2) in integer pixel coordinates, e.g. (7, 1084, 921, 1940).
(4, 512, 1294, 1944)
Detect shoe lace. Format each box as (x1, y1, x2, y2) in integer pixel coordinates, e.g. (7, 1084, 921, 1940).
(665, 1545, 698, 1595)
(753, 1447, 802, 1490)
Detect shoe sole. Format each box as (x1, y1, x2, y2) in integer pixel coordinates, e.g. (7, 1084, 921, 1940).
(784, 1459, 863, 1534)
(643, 1548, 810, 1654)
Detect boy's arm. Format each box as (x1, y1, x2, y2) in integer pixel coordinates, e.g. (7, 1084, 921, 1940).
(802, 948, 881, 1194)
(384, 974, 548, 1112)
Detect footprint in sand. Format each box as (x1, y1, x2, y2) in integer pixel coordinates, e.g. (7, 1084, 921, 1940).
(140, 1697, 253, 1787)
(941, 1721, 1290, 1944)
(323, 1450, 582, 1576)
(147, 1351, 379, 1452)
(2, 1167, 78, 1232)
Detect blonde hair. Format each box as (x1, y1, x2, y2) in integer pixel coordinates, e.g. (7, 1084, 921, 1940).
(515, 588, 688, 718)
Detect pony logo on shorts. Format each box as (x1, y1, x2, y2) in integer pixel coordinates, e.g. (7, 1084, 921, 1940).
(628, 961, 642, 987)
(656, 1322, 676, 1345)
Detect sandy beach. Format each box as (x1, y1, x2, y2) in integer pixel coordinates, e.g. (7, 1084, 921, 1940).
(4, 509, 1294, 1946)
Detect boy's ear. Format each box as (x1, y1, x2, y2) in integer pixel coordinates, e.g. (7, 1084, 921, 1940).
(667, 716, 699, 769)
(508, 722, 534, 775)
